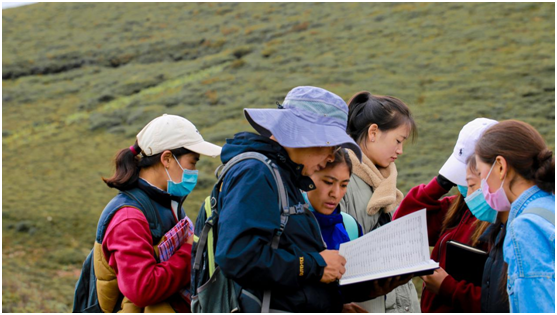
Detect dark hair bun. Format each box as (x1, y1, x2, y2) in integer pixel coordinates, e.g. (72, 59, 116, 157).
(347, 91, 371, 107)
(535, 149, 555, 193)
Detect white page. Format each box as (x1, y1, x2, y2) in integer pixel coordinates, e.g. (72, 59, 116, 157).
(339, 209, 436, 285)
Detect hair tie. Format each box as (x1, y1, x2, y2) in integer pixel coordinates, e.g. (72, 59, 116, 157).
(129, 145, 139, 156)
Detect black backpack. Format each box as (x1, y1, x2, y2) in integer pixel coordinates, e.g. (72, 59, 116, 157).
(191, 152, 302, 313)
(72, 188, 163, 313)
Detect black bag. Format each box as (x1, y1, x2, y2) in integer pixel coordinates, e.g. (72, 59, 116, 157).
(191, 152, 295, 313)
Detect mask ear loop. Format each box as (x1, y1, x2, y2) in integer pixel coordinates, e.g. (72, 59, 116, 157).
(165, 154, 185, 183)
(164, 166, 175, 183)
(172, 154, 185, 171)
(486, 160, 506, 189)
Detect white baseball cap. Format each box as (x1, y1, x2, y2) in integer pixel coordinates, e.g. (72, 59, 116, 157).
(439, 118, 498, 186)
(136, 114, 222, 158)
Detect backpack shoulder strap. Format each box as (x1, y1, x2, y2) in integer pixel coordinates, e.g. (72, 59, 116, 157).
(194, 152, 291, 313)
(341, 212, 359, 241)
(522, 207, 555, 226)
(193, 152, 290, 271)
(121, 188, 164, 244)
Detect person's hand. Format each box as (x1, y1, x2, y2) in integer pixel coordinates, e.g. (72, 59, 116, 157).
(319, 250, 346, 283)
(421, 267, 448, 294)
(185, 232, 194, 245)
(342, 302, 368, 313)
(341, 274, 414, 302)
(436, 174, 456, 191)
(368, 274, 414, 299)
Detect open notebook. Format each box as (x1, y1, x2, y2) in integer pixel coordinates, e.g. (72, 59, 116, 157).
(339, 209, 438, 286)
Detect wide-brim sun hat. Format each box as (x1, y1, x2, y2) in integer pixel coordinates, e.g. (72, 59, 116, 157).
(244, 86, 362, 161)
(136, 114, 222, 158)
(439, 117, 498, 186)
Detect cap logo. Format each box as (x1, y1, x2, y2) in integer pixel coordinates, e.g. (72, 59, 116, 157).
(459, 148, 463, 156)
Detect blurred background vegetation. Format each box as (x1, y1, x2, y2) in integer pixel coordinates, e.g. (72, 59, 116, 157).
(2, 2, 554, 312)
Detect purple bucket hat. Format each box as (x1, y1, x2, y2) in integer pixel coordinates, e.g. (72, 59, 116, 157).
(244, 86, 362, 161)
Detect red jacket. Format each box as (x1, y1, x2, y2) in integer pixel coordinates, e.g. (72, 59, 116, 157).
(393, 177, 482, 313)
(103, 207, 192, 310)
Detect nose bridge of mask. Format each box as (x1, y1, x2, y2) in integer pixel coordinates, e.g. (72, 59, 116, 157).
(457, 185, 468, 197)
(465, 187, 497, 223)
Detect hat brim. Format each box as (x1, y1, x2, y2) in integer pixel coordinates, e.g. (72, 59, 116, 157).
(185, 140, 222, 158)
(244, 108, 362, 162)
(439, 153, 467, 187)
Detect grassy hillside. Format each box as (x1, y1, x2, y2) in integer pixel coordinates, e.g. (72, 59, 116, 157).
(2, 2, 554, 312)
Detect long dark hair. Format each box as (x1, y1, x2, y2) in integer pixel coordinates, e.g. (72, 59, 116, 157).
(102, 140, 192, 190)
(475, 120, 555, 193)
(346, 91, 417, 147)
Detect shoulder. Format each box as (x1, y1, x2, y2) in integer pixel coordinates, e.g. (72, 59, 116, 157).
(508, 204, 555, 256)
(107, 207, 148, 230)
(514, 198, 555, 230)
(345, 175, 372, 197)
(223, 159, 276, 184)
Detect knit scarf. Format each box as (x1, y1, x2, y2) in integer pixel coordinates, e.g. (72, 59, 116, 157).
(347, 150, 404, 215)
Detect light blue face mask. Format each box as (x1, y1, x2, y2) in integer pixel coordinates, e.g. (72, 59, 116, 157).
(464, 187, 497, 223)
(457, 185, 469, 197)
(165, 155, 198, 198)
(301, 191, 315, 212)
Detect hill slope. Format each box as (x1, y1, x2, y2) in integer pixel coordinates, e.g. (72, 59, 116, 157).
(2, 2, 554, 312)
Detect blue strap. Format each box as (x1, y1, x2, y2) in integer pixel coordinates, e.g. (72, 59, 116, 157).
(341, 212, 359, 241)
(522, 207, 555, 226)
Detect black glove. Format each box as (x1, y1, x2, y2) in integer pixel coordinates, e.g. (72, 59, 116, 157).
(436, 174, 456, 191)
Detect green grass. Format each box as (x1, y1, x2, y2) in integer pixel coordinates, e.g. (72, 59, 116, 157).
(2, 2, 554, 312)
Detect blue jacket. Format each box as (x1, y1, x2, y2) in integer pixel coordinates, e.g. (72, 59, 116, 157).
(214, 132, 344, 312)
(504, 185, 555, 313)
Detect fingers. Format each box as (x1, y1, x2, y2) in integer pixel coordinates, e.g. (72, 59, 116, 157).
(339, 254, 347, 266)
(372, 280, 381, 292)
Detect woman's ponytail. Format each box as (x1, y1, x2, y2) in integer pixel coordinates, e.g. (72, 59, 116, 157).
(535, 149, 555, 193)
(102, 141, 141, 190)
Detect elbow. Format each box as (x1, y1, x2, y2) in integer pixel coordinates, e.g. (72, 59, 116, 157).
(119, 279, 162, 307)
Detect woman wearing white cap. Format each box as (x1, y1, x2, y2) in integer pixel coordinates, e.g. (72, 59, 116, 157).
(211, 86, 395, 312)
(74, 114, 221, 312)
(393, 118, 511, 313)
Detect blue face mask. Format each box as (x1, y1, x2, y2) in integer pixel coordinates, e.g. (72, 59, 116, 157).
(457, 185, 468, 197)
(464, 188, 497, 223)
(165, 155, 198, 198)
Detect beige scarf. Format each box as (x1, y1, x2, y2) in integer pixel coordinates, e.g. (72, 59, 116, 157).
(348, 150, 404, 215)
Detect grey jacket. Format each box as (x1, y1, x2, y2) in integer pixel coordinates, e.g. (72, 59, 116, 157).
(340, 175, 421, 313)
